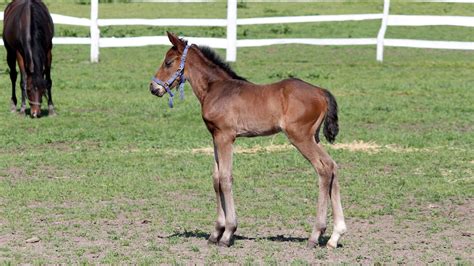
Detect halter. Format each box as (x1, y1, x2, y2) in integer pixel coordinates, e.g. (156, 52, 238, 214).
(22, 80, 41, 107)
(152, 44, 190, 108)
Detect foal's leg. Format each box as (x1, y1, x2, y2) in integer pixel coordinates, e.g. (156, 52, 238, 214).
(46, 50, 56, 116)
(208, 151, 226, 244)
(286, 129, 346, 249)
(324, 154, 346, 249)
(213, 132, 237, 247)
(6, 49, 18, 112)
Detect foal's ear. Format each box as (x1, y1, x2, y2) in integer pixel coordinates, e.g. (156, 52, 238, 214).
(167, 31, 186, 52)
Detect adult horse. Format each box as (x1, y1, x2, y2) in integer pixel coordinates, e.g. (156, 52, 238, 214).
(150, 32, 347, 248)
(3, 0, 55, 118)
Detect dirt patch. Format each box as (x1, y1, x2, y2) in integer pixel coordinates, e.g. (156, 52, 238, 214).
(1, 198, 471, 263)
(192, 144, 294, 155)
(2, 167, 26, 179)
(332, 141, 381, 153)
(191, 141, 429, 155)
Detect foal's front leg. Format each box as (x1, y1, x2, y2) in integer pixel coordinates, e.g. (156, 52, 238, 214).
(213, 133, 237, 247)
(208, 158, 226, 244)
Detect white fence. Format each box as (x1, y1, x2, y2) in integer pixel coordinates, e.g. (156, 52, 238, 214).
(1, 0, 473, 62)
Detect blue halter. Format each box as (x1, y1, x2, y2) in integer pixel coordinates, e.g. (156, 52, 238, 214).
(152, 44, 191, 108)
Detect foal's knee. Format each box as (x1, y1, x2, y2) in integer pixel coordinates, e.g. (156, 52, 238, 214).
(315, 158, 337, 178)
(315, 221, 327, 232)
(212, 173, 219, 193)
(219, 175, 233, 192)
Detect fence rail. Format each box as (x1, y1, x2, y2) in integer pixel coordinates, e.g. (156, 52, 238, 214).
(0, 0, 473, 62)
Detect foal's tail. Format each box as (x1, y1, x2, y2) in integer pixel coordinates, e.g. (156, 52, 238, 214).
(322, 89, 339, 144)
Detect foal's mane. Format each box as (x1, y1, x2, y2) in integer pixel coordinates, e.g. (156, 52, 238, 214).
(197, 46, 247, 81)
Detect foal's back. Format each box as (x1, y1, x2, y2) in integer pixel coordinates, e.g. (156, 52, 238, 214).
(202, 78, 329, 137)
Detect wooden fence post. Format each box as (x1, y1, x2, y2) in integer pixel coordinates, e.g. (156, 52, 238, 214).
(377, 0, 390, 62)
(90, 0, 100, 63)
(226, 0, 237, 62)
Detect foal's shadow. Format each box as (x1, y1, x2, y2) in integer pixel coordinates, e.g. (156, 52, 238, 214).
(158, 229, 340, 247)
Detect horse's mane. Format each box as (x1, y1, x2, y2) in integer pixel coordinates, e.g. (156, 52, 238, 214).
(197, 46, 247, 81)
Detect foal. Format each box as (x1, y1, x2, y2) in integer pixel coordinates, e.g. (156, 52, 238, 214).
(150, 32, 347, 248)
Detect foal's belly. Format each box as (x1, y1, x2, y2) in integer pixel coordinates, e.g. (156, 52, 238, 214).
(234, 108, 282, 137)
(236, 125, 281, 137)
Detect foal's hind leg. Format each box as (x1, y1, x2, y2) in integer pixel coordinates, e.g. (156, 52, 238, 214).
(6, 49, 18, 112)
(285, 128, 346, 249)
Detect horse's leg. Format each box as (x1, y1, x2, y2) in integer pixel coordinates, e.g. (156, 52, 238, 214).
(46, 50, 55, 116)
(208, 150, 226, 244)
(213, 132, 237, 247)
(285, 127, 346, 249)
(6, 48, 17, 112)
(16, 52, 27, 114)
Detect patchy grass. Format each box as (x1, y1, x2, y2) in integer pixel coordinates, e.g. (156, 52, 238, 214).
(0, 1, 473, 264)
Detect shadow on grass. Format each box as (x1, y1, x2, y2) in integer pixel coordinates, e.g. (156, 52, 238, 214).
(159, 229, 342, 247)
(13, 108, 53, 118)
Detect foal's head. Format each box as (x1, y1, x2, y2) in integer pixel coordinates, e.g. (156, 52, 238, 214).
(149, 32, 189, 98)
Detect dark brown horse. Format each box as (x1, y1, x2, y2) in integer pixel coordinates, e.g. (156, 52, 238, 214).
(3, 0, 55, 117)
(150, 32, 347, 248)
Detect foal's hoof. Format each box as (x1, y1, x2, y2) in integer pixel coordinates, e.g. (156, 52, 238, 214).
(307, 240, 318, 249)
(326, 241, 337, 249)
(207, 237, 219, 245)
(218, 239, 231, 247)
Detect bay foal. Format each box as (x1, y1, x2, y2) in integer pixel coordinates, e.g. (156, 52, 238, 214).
(150, 32, 347, 248)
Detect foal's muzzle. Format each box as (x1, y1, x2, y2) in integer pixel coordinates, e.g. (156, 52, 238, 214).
(150, 81, 166, 97)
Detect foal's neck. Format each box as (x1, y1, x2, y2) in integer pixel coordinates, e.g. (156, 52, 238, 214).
(185, 46, 235, 104)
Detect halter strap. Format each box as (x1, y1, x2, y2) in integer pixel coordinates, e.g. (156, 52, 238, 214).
(152, 44, 190, 108)
(21, 80, 41, 107)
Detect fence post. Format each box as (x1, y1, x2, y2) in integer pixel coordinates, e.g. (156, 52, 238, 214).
(90, 0, 100, 63)
(377, 0, 390, 62)
(226, 0, 237, 62)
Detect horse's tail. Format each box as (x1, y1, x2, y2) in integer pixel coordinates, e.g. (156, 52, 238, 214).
(323, 89, 339, 144)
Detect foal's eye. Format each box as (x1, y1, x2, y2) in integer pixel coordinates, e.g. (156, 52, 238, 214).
(164, 60, 172, 67)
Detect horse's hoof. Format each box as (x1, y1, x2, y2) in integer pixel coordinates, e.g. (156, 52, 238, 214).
(307, 240, 317, 249)
(48, 106, 56, 116)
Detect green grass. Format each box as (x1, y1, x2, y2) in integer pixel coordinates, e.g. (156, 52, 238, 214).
(0, 1, 473, 264)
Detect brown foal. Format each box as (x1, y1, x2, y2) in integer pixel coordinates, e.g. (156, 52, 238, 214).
(150, 32, 347, 248)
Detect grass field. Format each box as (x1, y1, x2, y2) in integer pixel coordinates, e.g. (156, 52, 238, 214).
(0, 1, 473, 264)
